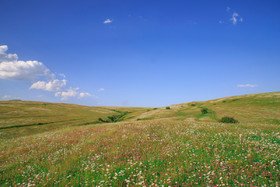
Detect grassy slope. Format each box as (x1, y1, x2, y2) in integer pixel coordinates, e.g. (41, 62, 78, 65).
(136, 92, 280, 124)
(0, 92, 279, 186)
(0, 101, 150, 139)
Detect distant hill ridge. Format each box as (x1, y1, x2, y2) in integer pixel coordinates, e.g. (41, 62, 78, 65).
(0, 91, 279, 139)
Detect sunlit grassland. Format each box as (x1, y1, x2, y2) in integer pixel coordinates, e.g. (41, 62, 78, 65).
(1, 120, 279, 186)
(0, 101, 149, 139)
(138, 92, 280, 123)
(0, 92, 280, 186)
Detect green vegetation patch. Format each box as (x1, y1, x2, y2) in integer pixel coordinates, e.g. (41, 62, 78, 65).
(196, 107, 218, 121)
(98, 110, 130, 123)
(220, 116, 239, 123)
(201, 108, 209, 114)
(136, 117, 153, 121)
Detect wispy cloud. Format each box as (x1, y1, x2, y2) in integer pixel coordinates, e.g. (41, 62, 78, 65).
(231, 12, 243, 25)
(0, 44, 91, 100)
(226, 7, 231, 12)
(58, 73, 66, 78)
(237, 84, 257, 88)
(55, 87, 91, 100)
(2, 95, 12, 100)
(220, 7, 243, 25)
(98, 88, 105, 92)
(1, 95, 20, 100)
(104, 19, 112, 24)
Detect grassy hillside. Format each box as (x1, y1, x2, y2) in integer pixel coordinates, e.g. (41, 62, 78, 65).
(0, 92, 279, 186)
(136, 92, 280, 124)
(0, 100, 149, 139)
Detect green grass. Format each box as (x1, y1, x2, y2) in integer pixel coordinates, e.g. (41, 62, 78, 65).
(0, 92, 280, 186)
(1, 120, 279, 186)
(0, 101, 149, 139)
(136, 91, 280, 123)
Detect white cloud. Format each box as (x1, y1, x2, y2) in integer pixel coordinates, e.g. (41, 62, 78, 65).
(231, 13, 238, 24)
(1, 44, 91, 101)
(30, 79, 66, 91)
(2, 95, 12, 100)
(0, 45, 7, 54)
(98, 88, 105, 92)
(0, 45, 18, 62)
(0, 45, 54, 81)
(231, 12, 243, 25)
(78, 92, 91, 98)
(222, 7, 243, 25)
(237, 84, 257, 88)
(55, 87, 91, 100)
(104, 19, 112, 24)
(0, 60, 54, 81)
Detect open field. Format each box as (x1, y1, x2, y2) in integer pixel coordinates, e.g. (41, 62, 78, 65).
(0, 101, 149, 139)
(0, 92, 280, 186)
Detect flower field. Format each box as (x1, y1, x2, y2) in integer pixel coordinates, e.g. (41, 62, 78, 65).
(1, 120, 279, 186)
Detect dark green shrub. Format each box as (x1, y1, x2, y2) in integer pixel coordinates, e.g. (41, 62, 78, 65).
(137, 117, 153, 121)
(220, 116, 238, 123)
(166, 106, 171, 110)
(191, 104, 196, 106)
(201, 108, 208, 114)
(153, 108, 158, 110)
(98, 118, 107, 123)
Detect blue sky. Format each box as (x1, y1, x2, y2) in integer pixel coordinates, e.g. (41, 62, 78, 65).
(0, 0, 280, 107)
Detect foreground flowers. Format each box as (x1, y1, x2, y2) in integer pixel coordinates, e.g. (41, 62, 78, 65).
(1, 120, 279, 186)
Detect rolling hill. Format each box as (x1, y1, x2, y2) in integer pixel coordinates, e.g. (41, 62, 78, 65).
(136, 91, 280, 124)
(0, 92, 279, 186)
(1, 92, 279, 139)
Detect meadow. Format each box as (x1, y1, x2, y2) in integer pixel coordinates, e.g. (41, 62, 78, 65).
(0, 92, 280, 186)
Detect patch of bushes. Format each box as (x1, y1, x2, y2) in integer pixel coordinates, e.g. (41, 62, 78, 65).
(98, 111, 130, 123)
(98, 115, 122, 123)
(201, 108, 208, 114)
(153, 108, 158, 110)
(220, 116, 239, 123)
(166, 107, 171, 110)
(137, 118, 153, 121)
(191, 104, 196, 106)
